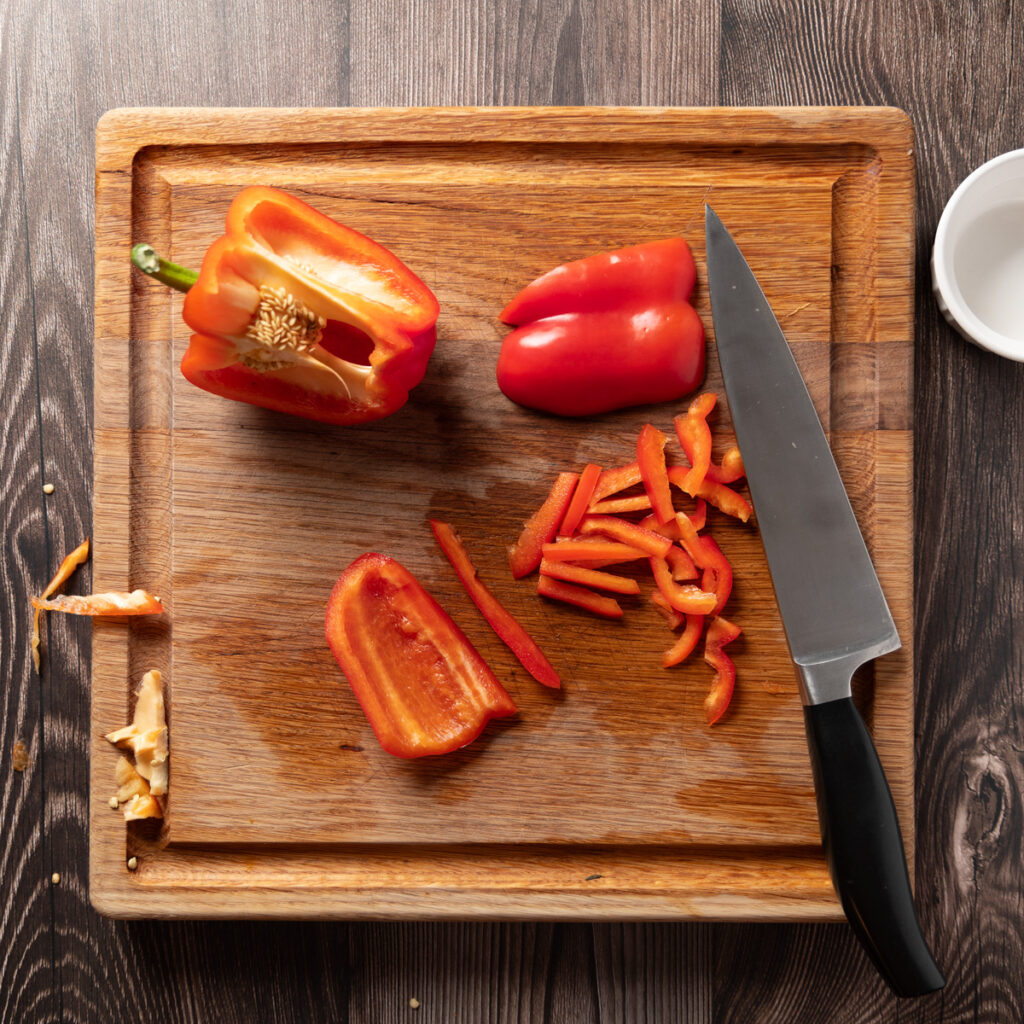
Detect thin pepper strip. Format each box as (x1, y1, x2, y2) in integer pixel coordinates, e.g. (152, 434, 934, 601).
(674, 392, 717, 495)
(649, 556, 716, 615)
(667, 466, 752, 522)
(539, 558, 641, 595)
(560, 463, 603, 537)
(588, 495, 653, 515)
(31, 538, 90, 672)
(651, 591, 685, 629)
(31, 591, 164, 616)
(325, 553, 516, 758)
(591, 461, 643, 504)
(705, 446, 746, 484)
(664, 614, 705, 668)
(508, 472, 579, 578)
(637, 424, 675, 525)
(541, 539, 648, 563)
(673, 512, 734, 615)
(431, 520, 561, 689)
(537, 576, 624, 618)
(578, 516, 672, 559)
(703, 617, 742, 725)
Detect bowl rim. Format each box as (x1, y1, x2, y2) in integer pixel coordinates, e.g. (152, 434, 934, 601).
(932, 147, 1024, 361)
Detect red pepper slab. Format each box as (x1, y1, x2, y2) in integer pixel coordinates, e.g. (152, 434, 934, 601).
(592, 461, 643, 503)
(636, 424, 675, 525)
(431, 520, 561, 689)
(703, 616, 742, 725)
(673, 392, 717, 495)
(139, 186, 441, 425)
(508, 472, 579, 578)
(539, 558, 641, 595)
(537, 576, 624, 619)
(497, 303, 705, 417)
(500, 238, 697, 324)
(560, 463, 603, 537)
(325, 553, 517, 758)
(578, 516, 673, 559)
(663, 614, 705, 668)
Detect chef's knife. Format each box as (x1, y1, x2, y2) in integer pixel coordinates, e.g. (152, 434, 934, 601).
(704, 205, 944, 998)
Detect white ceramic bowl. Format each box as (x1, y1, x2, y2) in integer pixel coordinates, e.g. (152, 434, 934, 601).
(932, 148, 1024, 360)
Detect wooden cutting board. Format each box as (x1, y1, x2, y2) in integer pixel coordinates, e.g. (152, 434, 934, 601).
(91, 107, 914, 918)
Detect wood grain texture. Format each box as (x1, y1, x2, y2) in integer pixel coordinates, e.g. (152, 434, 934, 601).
(3, 0, 1023, 1021)
(89, 106, 913, 920)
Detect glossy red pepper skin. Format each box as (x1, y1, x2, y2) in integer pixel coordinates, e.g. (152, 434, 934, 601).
(430, 520, 561, 689)
(497, 303, 705, 417)
(703, 617, 742, 725)
(181, 187, 440, 424)
(325, 553, 516, 758)
(637, 424, 674, 525)
(499, 239, 697, 324)
(508, 472, 579, 578)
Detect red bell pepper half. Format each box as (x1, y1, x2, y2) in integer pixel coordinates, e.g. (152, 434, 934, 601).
(703, 616, 742, 725)
(500, 239, 696, 324)
(325, 553, 517, 758)
(430, 520, 561, 689)
(537, 576, 624, 619)
(508, 471, 579, 578)
(133, 186, 440, 425)
(497, 240, 705, 416)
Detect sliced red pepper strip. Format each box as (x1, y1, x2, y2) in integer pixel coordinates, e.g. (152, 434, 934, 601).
(431, 520, 561, 689)
(31, 591, 164, 616)
(663, 614, 705, 668)
(539, 558, 641, 595)
(325, 553, 517, 758)
(665, 545, 698, 582)
(673, 392, 717, 495)
(703, 616, 742, 725)
(704, 445, 746, 484)
(541, 540, 648, 563)
(588, 495, 653, 515)
(699, 536, 733, 616)
(591, 461, 642, 503)
(508, 471, 579, 578)
(651, 590, 685, 630)
(578, 516, 672, 559)
(537, 576, 624, 619)
(31, 538, 90, 672)
(667, 466, 751, 523)
(637, 424, 675, 525)
(649, 556, 717, 615)
(560, 463, 603, 537)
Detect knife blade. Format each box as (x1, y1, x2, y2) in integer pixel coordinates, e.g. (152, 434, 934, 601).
(704, 205, 944, 998)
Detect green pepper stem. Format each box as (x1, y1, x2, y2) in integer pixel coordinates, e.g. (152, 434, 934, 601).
(131, 244, 199, 293)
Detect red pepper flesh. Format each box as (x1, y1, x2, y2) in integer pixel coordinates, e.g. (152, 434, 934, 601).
(673, 392, 717, 495)
(636, 424, 675, 525)
(500, 238, 697, 325)
(703, 616, 742, 725)
(497, 303, 705, 417)
(592, 461, 643, 504)
(649, 556, 717, 615)
(508, 472, 579, 578)
(588, 495, 653, 515)
(325, 553, 517, 758)
(539, 558, 641, 595)
(578, 516, 673, 559)
(663, 614, 705, 668)
(541, 539, 648, 564)
(180, 187, 440, 424)
(560, 463, 603, 537)
(537, 575, 624, 618)
(431, 521, 561, 689)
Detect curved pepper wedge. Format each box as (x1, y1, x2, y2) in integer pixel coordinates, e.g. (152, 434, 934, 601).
(325, 553, 516, 758)
(139, 187, 440, 425)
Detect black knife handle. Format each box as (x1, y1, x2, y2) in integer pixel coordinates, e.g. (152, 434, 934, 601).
(803, 697, 945, 997)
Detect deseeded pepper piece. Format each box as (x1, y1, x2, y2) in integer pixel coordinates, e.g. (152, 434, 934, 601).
(508, 472, 579, 578)
(636, 424, 675, 525)
(541, 540, 649, 564)
(560, 464, 603, 537)
(674, 392, 717, 495)
(431, 520, 560, 689)
(31, 538, 90, 672)
(588, 495, 653, 515)
(667, 467, 751, 522)
(591, 461, 643, 504)
(703, 617, 742, 725)
(539, 559, 641, 595)
(537, 576, 624, 618)
(663, 614, 705, 668)
(651, 591, 685, 630)
(325, 553, 517, 758)
(578, 516, 672, 559)
(31, 591, 164, 616)
(649, 556, 717, 615)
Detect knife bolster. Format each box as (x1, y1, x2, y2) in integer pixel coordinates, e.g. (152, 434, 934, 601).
(795, 636, 900, 706)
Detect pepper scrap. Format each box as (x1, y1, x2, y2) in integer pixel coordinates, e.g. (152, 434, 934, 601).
(325, 553, 517, 758)
(30, 539, 163, 673)
(132, 187, 440, 425)
(430, 520, 561, 689)
(703, 617, 742, 725)
(497, 240, 705, 416)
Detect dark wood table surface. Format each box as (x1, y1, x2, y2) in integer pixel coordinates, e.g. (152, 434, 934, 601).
(3, 1, 1022, 1021)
